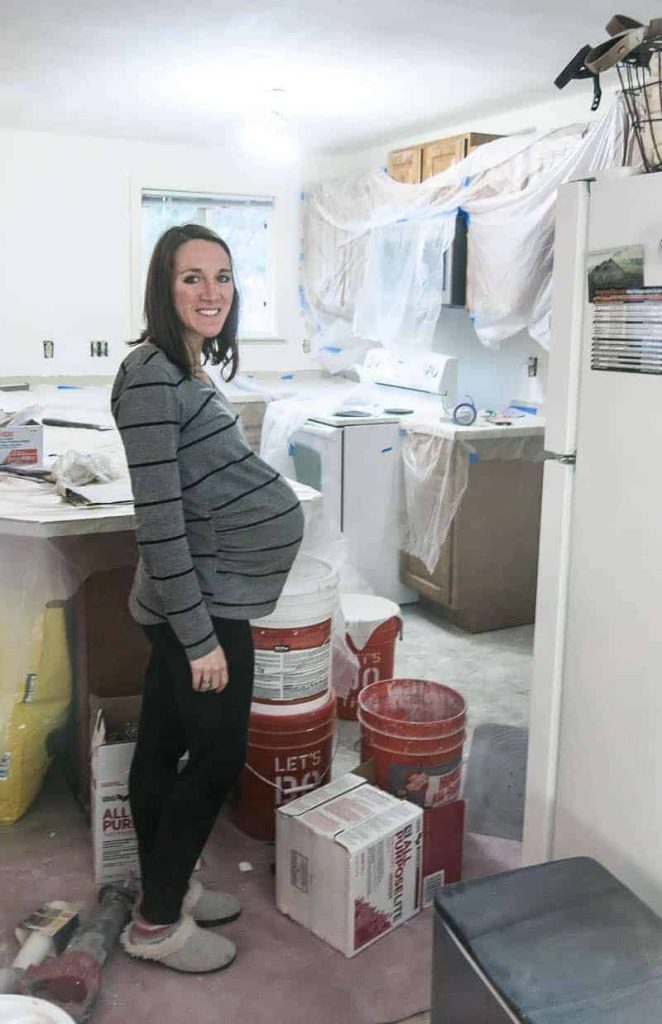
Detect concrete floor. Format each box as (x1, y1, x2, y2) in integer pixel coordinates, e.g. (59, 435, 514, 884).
(0, 601, 532, 1023)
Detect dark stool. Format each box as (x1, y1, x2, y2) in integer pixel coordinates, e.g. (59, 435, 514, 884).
(431, 857, 662, 1023)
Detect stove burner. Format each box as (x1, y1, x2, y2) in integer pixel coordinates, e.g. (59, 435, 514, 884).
(383, 407, 414, 415)
(334, 410, 372, 418)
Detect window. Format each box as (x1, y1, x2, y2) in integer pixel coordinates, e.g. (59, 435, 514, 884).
(141, 190, 276, 338)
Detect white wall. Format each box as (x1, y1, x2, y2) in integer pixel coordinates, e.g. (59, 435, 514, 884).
(434, 308, 547, 411)
(0, 128, 313, 378)
(303, 83, 620, 411)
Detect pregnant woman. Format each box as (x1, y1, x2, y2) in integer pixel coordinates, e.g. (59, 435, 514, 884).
(111, 223, 303, 973)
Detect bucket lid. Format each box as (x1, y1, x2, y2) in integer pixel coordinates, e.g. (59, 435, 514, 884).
(250, 688, 336, 729)
(251, 688, 331, 716)
(0, 995, 77, 1024)
(281, 554, 337, 598)
(340, 593, 401, 627)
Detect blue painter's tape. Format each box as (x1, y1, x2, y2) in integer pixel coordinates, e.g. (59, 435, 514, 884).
(399, 428, 407, 437)
(382, 446, 394, 454)
(288, 443, 296, 456)
(320, 345, 341, 354)
(300, 191, 306, 201)
(281, 374, 294, 381)
(461, 176, 472, 188)
(469, 452, 479, 464)
(57, 384, 81, 389)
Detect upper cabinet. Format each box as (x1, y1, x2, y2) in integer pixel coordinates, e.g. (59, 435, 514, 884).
(387, 131, 501, 184)
(421, 134, 467, 179)
(387, 145, 423, 184)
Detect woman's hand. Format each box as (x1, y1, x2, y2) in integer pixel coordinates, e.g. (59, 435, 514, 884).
(190, 644, 228, 693)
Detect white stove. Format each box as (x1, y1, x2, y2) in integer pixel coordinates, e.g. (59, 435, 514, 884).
(290, 350, 459, 604)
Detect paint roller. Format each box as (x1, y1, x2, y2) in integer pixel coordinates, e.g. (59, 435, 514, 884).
(15, 883, 136, 1023)
(0, 901, 80, 996)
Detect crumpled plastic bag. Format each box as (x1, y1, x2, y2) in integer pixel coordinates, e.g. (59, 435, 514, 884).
(52, 449, 124, 496)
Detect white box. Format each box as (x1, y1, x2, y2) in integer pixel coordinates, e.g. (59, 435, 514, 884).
(276, 773, 422, 957)
(91, 710, 140, 888)
(0, 424, 44, 467)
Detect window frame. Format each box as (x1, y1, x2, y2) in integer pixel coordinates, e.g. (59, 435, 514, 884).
(130, 178, 281, 343)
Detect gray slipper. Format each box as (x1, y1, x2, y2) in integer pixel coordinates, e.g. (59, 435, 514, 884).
(120, 914, 236, 973)
(184, 880, 241, 927)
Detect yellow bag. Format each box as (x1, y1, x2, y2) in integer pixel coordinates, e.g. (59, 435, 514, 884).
(0, 604, 72, 823)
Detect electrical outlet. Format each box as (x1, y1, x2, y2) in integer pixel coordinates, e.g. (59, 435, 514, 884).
(42, 340, 54, 359)
(527, 356, 538, 377)
(90, 341, 109, 357)
(302, 338, 311, 354)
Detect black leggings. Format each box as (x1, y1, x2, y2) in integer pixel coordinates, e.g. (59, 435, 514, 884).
(129, 617, 254, 924)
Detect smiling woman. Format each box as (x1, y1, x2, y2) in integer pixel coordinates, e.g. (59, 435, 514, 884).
(172, 239, 235, 354)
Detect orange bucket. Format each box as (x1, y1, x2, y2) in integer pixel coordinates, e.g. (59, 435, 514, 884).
(358, 679, 466, 808)
(231, 689, 337, 841)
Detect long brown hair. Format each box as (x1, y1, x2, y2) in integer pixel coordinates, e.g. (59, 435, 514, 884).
(131, 223, 239, 380)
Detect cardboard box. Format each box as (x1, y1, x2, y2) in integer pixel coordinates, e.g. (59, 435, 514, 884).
(276, 773, 422, 957)
(421, 800, 465, 908)
(352, 759, 465, 908)
(0, 423, 44, 467)
(90, 701, 141, 888)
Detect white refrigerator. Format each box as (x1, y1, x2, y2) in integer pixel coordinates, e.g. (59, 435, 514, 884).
(523, 172, 662, 915)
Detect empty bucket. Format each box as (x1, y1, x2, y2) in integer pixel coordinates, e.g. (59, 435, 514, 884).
(333, 594, 402, 721)
(251, 555, 338, 708)
(231, 688, 337, 841)
(358, 679, 466, 808)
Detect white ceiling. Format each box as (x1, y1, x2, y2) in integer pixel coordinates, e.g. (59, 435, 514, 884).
(1, 0, 658, 153)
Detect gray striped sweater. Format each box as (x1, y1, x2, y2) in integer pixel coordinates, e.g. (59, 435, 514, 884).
(111, 342, 303, 660)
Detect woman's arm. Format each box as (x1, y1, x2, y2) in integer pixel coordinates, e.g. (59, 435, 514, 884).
(112, 356, 218, 662)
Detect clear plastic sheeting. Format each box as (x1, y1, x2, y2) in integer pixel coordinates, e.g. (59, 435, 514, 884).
(295, 480, 375, 597)
(402, 426, 545, 574)
(259, 383, 381, 475)
(302, 96, 631, 361)
(353, 215, 458, 349)
(464, 99, 632, 348)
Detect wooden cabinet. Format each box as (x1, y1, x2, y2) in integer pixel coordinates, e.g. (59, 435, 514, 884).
(464, 131, 502, 157)
(388, 131, 501, 184)
(421, 135, 467, 179)
(387, 145, 423, 184)
(71, 561, 149, 806)
(402, 459, 544, 633)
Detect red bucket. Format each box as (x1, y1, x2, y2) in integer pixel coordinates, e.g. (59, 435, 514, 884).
(358, 679, 466, 808)
(333, 595, 402, 722)
(231, 689, 337, 841)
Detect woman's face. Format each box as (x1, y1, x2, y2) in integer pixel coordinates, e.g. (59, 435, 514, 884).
(172, 238, 234, 352)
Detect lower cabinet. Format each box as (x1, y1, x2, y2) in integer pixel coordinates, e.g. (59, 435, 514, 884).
(402, 459, 544, 632)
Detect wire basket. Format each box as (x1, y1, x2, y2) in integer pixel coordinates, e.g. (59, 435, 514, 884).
(618, 51, 662, 171)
